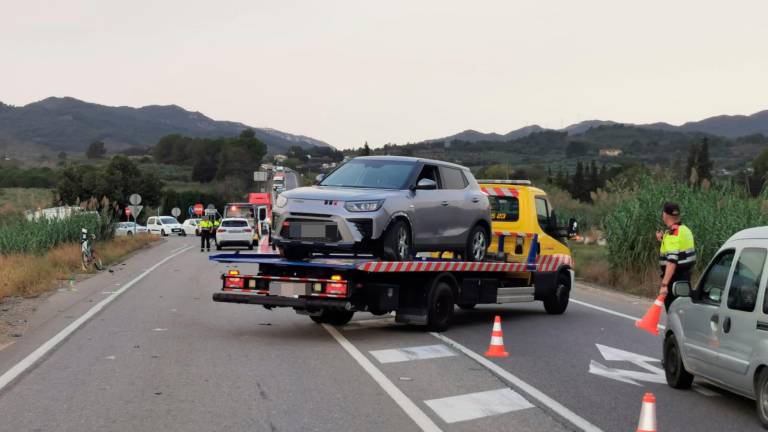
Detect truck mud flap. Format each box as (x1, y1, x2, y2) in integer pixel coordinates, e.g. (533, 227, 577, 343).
(533, 272, 557, 300)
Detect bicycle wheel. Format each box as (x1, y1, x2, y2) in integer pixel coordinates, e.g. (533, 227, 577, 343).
(81, 252, 90, 271)
(94, 256, 103, 271)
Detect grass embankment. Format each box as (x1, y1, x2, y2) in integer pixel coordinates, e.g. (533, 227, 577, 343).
(571, 243, 660, 297)
(0, 235, 159, 300)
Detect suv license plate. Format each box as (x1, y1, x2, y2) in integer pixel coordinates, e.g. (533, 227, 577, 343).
(300, 224, 326, 238)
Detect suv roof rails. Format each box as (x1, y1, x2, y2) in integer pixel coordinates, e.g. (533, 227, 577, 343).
(476, 179, 532, 185)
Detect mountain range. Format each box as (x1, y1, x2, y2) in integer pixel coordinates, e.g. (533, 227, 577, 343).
(0, 97, 330, 156)
(428, 109, 768, 144)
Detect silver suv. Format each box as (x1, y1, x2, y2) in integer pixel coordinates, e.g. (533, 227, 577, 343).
(665, 227, 768, 427)
(271, 156, 491, 261)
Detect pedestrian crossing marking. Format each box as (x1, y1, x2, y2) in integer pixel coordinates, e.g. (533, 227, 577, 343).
(370, 344, 456, 364)
(424, 388, 533, 423)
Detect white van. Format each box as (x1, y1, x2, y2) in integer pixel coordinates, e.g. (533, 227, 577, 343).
(146, 216, 185, 236)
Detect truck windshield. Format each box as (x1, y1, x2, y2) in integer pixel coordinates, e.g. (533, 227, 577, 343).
(320, 159, 415, 189)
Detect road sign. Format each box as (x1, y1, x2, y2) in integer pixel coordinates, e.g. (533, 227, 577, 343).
(171, 207, 181, 217)
(207, 203, 216, 210)
(188, 205, 195, 217)
(125, 207, 132, 217)
(127, 205, 144, 219)
(588, 344, 665, 386)
(254, 171, 268, 182)
(194, 203, 204, 216)
(129, 194, 142, 206)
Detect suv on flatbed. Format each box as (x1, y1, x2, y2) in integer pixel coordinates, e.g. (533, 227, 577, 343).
(271, 156, 492, 262)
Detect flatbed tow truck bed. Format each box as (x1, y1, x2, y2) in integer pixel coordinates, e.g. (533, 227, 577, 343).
(210, 235, 574, 330)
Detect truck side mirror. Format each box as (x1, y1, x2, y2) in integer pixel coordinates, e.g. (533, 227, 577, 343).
(672, 281, 691, 297)
(567, 218, 578, 237)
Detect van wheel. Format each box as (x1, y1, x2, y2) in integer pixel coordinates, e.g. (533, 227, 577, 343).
(757, 369, 768, 427)
(544, 271, 570, 314)
(310, 309, 354, 326)
(464, 225, 488, 262)
(664, 333, 694, 389)
(427, 281, 454, 332)
(380, 220, 412, 261)
(161, 229, 167, 237)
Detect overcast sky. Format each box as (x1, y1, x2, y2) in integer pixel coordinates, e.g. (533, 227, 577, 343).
(2, 1, 767, 149)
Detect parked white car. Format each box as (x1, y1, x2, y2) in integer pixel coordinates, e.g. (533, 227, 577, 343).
(215, 218, 254, 250)
(114, 222, 148, 236)
(182, 218, 201, 236)
(665, 226, 768, 426)
(146, 216, 185, 236)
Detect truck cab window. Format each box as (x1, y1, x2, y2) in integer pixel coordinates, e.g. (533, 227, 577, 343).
(535, 197, 550, 229)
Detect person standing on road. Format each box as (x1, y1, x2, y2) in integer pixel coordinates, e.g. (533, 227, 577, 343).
(656, 202, 696, 311)
(199, 216, 213, 252)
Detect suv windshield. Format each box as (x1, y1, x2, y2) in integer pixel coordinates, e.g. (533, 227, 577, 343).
(160, 217, 178, 225)
(320, 159, 415, 189)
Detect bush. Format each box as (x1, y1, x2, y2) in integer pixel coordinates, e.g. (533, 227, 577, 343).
(0, 211, 114, 255)
(604, 179, 768, 275)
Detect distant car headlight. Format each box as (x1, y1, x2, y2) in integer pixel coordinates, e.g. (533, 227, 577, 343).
(345, 200, 384, 212)
(275, 196, 288, 208)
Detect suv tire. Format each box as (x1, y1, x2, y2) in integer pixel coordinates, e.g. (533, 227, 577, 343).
(427, 280, 454, 332)
(664, 333, 694, 389)
(380, 220, 412, 261)
(464, 225, 488, 262)
(543, 271, 570, 314)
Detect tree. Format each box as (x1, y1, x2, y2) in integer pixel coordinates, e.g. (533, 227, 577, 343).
(752, 148, 768, 195)
(86, 141, 106, 159)
(588, 160, 601, 193)
(57, 151, 67, 160)
(570, 162, 587, 202)
(697, 138, 712, 183)
(360, 142, 371, 156)
(240, 128, 255, 139)
(685, 142, 699, 185)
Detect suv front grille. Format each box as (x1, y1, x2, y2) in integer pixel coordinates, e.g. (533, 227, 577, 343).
(349, 218, 373, 239)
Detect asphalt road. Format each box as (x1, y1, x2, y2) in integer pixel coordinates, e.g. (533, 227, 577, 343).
(0, 237, 763, 431)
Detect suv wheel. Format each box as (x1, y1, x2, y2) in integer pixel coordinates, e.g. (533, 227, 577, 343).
(543, 271, 570, 314)
(280, 246, 310, 261)
(664, 333, 694, 389)
(464, 225, 488, 262)
(380, 220, 412, 261)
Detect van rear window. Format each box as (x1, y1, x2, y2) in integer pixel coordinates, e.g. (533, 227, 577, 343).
(222, 220, 249, 227)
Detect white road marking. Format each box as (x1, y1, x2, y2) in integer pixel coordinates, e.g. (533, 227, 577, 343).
(370, 344, 456, 364)
(570, 298, 666, 331)
(589, 344, 666, 386)
(0, 245, 193, 393)
(153, 328, 168, 332)
(322, 324, 442, 432)
(424, 388, 533, 424)
(432, 332, 604, 432)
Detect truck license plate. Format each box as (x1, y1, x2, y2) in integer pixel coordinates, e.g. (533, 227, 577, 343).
(269, 282, 307, 297)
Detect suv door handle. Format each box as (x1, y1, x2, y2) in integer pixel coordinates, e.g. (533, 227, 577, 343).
(440, 201, 449, 206)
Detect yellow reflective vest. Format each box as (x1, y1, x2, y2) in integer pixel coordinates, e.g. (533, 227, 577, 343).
(659, 223, 696, 271)
(199, 219, 213, 230)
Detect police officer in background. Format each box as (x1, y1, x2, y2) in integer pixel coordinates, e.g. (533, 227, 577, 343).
(199, 216, 213, 252)
(656, 202, 696, 311)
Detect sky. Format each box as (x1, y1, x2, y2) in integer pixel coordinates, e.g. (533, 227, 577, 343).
(2, 0, 768, 149)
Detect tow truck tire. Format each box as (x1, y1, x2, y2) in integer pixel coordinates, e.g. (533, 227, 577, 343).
(380, 219, 412, 261)
(458, 303, 476, 310)
(664, 333, 694, 389)
(310, 309, 354, 326)
(427, 281, 454, 332)
(756, 368, 768, 427)
(463, 224, 488, 262)
(543, 271, 570, 315)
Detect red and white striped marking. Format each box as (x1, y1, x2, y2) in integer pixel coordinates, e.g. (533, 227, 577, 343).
(222, 288, 268, 295)
(255, 275, 347, 284)
(356, 261, 530, 273)
(493, 231, 534, 238)
(535, 254, 573, 272)
(480, 186, 519, 197)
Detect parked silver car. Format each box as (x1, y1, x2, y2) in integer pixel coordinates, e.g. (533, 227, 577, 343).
(271, 156, 491, 261)
(665, 226, 768, 427)
(114, 222, 148, 236)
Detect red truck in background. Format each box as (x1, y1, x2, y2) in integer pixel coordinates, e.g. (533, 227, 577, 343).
(247, 193, 272, 237)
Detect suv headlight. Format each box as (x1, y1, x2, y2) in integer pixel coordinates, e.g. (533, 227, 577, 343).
(345, 200, 384, 212)
(275, 196, 288, 208)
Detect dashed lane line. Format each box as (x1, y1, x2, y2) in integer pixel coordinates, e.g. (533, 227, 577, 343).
(431, 332, 604, 432)
(322, 324, 443, 432)
(0, 246, 193, 393)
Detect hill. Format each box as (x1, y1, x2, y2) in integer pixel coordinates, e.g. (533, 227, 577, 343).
(0, 97, 331, 156)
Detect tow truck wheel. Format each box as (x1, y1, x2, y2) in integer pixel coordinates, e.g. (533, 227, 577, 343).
(543, 271, 570, 315)
(427, 281, 454, 332)
(310, 309, 354, 326)
(664, 333, 694, 389)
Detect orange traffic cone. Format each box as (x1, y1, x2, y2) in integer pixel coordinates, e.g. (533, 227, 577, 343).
(635, 295, 665, 336)
(484, 315, 509, 358)
(636, 392, 657, 432)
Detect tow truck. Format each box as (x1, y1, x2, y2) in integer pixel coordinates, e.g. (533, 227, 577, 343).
(211, 180, 578, 331)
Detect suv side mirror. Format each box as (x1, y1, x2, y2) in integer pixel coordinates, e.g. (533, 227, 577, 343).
(672, 281, 691, 297)
(315, 174, 325, 183)
(414, 178, 437, 190)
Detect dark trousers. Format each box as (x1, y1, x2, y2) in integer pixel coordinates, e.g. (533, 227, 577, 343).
(662, 269, 691, 312)
(200, 229, 211, 250)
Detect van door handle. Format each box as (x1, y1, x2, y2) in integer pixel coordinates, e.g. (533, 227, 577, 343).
(441, 201, 449, 206)
(723, 316, 732, 333)
(471, 197, 480, 203)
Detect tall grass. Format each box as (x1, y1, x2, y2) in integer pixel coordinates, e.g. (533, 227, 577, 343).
(605, 179, 768, 276)
(0, 212, 114, 255)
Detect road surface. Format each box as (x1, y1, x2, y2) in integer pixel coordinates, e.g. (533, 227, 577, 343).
(0, 237, 762, 431)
